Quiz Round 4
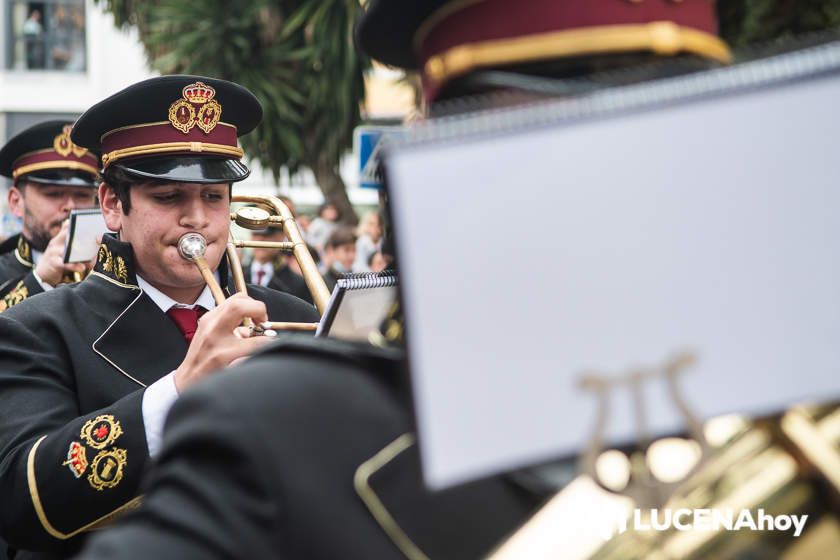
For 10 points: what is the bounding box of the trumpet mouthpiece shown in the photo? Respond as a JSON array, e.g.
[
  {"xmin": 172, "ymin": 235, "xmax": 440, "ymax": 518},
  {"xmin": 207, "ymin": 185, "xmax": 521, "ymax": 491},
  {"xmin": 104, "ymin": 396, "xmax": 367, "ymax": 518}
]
[{"xmin": 178, "ymin": 233, "xmax": 207, "ymax": 261}]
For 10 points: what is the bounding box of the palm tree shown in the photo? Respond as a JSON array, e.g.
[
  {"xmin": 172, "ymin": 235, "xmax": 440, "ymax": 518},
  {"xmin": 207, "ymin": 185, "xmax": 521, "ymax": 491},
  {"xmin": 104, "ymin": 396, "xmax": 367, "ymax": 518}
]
[
  {"xmin": 719, "ymin": 0, "xmax": 840, "ymax": 48},
  {"xmin": 97, "ymin": 0, "xmax": 369, "ymax": 225}
]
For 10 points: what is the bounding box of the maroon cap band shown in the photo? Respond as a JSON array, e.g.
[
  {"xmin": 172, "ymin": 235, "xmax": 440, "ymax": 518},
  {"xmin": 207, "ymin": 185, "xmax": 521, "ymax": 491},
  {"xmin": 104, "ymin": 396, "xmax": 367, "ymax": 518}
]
[
  {"xmin": 416, "ymin": 0, "xmax": 729, "ymax": 100},
  {"xmin": 100, "ymin": 121, "xmax": 242, "ymax": 168},
  {"xmin": 12, "ymin": 148, "xmax": 99, "ymax": 179}
]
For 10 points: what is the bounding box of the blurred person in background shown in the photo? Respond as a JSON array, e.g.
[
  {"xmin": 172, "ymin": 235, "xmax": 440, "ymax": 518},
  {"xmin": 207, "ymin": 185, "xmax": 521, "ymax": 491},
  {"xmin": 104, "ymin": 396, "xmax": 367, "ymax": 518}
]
[
  {"xmin": 0, "ymin": 121, "xmax": 98, "ymax": 311},
  {"xmin": 353, "ymin": 210, "xmax": 383, "ymax": 272},
  {"xmin": 368, "ymin": 250, "xmax": 392, "ymax": 273},
  {"xmin": 306, "ymin": 201, "xmax": 340, "ymax": 255},
  {"xmin": 22, "ymin": 9, "xmax": 44, "ymax": 69},
  {"xmin": 321, "ymin": 226, "xmax": 357, "ymax": 291},
  {"xmin": 295, "ymin": 212, "xmax": 312, "ymax": 236},
  {"xmin": 287, "ymin": 241, "xmax": 320, "ymax": 281},
  {"xmin": 277, "ymin": 194, "xmax": 296, "ymax": 218},
  {"xmin": 244, "ymin": 226, "xmax": 313, "ymax": 305}
]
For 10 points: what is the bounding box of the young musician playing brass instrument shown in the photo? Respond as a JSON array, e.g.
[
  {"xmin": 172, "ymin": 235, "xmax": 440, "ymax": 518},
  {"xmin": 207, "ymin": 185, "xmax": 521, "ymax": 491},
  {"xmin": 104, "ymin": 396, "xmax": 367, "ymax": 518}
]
[{"xmin": 0, "ymin": 76, "xmax": 317, "ymax": 559}]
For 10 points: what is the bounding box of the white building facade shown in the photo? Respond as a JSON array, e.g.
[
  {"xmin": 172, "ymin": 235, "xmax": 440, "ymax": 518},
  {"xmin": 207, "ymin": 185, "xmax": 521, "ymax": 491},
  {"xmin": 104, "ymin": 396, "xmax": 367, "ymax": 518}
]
[{"xmin": 1, "ymin": 0, "xmax": 399, "ymax": 238}]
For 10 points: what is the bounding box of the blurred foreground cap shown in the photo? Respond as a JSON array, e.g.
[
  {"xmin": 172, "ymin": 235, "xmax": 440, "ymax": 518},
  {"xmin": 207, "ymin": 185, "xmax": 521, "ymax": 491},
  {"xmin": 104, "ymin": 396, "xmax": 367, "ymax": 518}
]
[{"xmin": 357, "ymin": 0, "xmax": 731, "ymax": 100}]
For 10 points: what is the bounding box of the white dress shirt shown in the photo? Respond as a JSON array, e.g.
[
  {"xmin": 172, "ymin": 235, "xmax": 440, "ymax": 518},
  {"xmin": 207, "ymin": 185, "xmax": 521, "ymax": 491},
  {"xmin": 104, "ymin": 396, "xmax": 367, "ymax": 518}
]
[
  {"xmin": 250, "ymin": 260, "xmax": 274, "ymax": 286},
  {"xmin": 139, "ymin": 274, "xmax": 216, "ymax": 457},
  {"xmin": 29, "ymin": 249, "xmax": 55, "ymax": 292}
]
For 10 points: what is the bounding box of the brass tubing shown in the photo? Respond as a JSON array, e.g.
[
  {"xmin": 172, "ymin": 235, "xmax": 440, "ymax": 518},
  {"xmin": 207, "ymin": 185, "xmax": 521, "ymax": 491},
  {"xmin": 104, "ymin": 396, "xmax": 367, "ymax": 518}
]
[
  {"xmin": 193, "ymin": 255, "xmax": 226, "ymax": 305},
  {"xmin": 233, "ymin": 195, "xmax": 331, "ymax": 314},
  {"xmin": 232, "ymin": 240, "xmax": 296, "ymax": 251},
  {"xmin": 225, "ymin": 242, "xmax": 248, "ymax": 294},
  {"xmin": 225, "ymin": 242, "xmax": 255, "ymax": 329},
  {"xmin": 262, "ymin": 321, "xmax": 319, "ymax": 332}
]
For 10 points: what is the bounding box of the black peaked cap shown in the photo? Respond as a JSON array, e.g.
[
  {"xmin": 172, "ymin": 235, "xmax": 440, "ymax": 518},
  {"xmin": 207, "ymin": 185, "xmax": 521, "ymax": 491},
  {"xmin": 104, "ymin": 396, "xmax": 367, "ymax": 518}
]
[
  {"xmin": 355, "ymin": 0, "xmax": 449, "ymax": 69},
  {"xmin": 71, "ymin": 75, "xmax": 262, "ymax": 184},
  {"xmin": 0, "ymin": 120, "xmax": 99, "ymax": 186}
]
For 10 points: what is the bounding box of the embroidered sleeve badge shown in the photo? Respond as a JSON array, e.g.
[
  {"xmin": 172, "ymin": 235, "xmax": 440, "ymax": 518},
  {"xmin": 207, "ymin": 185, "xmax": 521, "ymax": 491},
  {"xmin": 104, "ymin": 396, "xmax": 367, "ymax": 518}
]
[
  {"xmin": 62, "ymin": 442, "xmax": 88, "ymax": 478},
  {"xmin": 88, "ymin": 448, "xmax": 127, "ymax": 491},
  {"xmin": 0, "ymin": 281, "xmax": 29, "ymax": 312},
  {"xmin": 81, "ymin": 414, "xmax": 123, "ymax": 450}
]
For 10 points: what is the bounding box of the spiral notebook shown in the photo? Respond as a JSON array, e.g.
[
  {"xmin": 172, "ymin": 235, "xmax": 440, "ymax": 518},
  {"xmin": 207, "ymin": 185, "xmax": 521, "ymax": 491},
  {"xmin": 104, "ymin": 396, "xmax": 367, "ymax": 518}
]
[{"xmin": 315, "ymin": 271, "xmax": 399, "ymax": 342}]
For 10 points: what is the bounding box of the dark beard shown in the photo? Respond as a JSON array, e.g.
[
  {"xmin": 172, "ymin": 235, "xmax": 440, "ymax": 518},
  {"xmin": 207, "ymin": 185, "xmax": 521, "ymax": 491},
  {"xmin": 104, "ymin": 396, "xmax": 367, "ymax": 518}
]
[{"xmin": 23, "ymin": 210, "xmax": 61, "ymax": 252}]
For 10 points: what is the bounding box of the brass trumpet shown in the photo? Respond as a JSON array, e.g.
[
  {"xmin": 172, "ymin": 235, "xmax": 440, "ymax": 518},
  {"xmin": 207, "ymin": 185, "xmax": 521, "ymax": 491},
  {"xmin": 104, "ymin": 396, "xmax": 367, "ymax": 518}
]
[{"xmin": 177, "ymin": 195, "xmax": 329, "ymax": 333}]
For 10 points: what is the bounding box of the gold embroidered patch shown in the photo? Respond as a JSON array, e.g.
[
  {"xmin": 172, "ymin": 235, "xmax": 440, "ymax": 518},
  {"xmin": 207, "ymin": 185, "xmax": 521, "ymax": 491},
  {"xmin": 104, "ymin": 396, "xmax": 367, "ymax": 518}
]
[
  {"xmin": 114, "ymin": 257, "xmax": 128, "ymax": 284},
  {"xmin": 167, "ymin": 82, "xmax": 221, "ymax": 134},
  {"xmin": 97, "ymin": 245, "xmax": 128, "ymax": 284},
  {"xmin": 97, "ymin": 244, "xmax": 112, "ymax": 271},
  {"xmin": 195, "ymin": 100, "xmax": 221, "ymax": 133},
  {"xmin": 17, "ymin": 236, "xmax": 31, "ymax": 262},
  {"xmin": 88, "ymin": 449, "xmax": 127, "ymax": 491},
  {"xmin": 81, "ymin": 415, "xmax": 123, "ymax": 450},
  {"xmin": 53, "ymin": 124, "xmax": 88, "ymax": 158},
  {"xmin": 62, "ymin": 442, "xmax": 88, "ymax": 478},
  {"xmin": 1, "ymin": 281, "xmax": 29, "ymax": 311},
  {"xmin": 168, "ymin": 100, "xmax": 197, "ymax": 134}
]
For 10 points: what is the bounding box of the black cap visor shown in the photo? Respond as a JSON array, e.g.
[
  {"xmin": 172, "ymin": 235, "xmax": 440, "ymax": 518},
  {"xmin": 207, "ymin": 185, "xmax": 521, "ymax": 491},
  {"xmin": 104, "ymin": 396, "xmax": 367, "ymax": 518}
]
[
  {"xmin": 20, "ymin": 168, "xmax": 99, "ymax": 188},
  {"xmin": 113, "ymin": 156, "xmax": 250, "ymax": 184}
]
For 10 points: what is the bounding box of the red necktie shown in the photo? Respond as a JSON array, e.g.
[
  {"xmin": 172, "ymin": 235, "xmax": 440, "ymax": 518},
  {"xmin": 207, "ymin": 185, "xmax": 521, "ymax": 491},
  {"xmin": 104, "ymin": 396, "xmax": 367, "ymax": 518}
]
[
  {"xmin": 255, "ymin": 269, "xmax": 265, "ymax": 286},
  {"xmin": 167, "ymin": 307, "xmax": 207, "ymax": 344}
]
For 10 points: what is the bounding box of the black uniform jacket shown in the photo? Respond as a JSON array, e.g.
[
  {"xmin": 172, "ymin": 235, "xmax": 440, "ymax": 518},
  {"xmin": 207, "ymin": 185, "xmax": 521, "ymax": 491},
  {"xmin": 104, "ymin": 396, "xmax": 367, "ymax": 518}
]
[
  {"xmin": 77, "ymin": 337, "xmax": 541, "ymax": 560},
  {"xmin": 0, "ymin": 235, "xmax": 319, "ymax": 559},
  {"xmin": 0, "ymin": 234, "xmax": 44, "ymax": 311},
  {"xmin": 242, "ymin": 259, "xmax": 313, "ymax": 305},
  {"xmin": 267, "ymin": 264, "xmax": 313, "ymax": 304}
]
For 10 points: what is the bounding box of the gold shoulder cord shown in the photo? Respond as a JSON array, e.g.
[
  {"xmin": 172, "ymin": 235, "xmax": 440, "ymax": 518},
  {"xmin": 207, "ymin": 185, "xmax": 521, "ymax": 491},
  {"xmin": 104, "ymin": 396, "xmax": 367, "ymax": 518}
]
[{"xmin": 354, "ymin": 433, "xmax": 429, "ymax": 560}]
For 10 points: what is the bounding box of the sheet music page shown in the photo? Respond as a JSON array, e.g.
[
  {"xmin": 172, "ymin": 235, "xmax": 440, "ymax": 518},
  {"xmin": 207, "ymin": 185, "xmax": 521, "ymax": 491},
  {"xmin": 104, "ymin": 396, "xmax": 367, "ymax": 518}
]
[
  {"xmin": 327, "ymin": 285, "xmax": 398, "ymax": 342},
  {"xmin": 387, "ymin": 63, "xmax": 840, "ymax": 489},
  {"xmin": 64, "ymin": 209, "xmax": 112, "ymax": 263}
]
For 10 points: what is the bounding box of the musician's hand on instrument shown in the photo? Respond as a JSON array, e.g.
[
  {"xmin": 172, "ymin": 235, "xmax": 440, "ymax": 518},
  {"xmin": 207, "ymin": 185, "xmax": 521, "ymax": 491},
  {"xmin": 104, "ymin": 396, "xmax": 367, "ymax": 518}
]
[
  {"xmin": 173, "ymin": 292, "xmax": 271, "ymax": 392},
  {"xmin": 34, "ymin": 221, "xmax": 86, "ymax": 286}
]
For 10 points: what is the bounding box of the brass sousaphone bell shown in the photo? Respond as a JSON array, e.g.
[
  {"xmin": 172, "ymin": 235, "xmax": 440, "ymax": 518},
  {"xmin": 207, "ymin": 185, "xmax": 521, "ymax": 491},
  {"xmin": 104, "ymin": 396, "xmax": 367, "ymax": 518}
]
[{"xmin": 491, "ymin": 353, "xmax": 840, "ymax": 559}]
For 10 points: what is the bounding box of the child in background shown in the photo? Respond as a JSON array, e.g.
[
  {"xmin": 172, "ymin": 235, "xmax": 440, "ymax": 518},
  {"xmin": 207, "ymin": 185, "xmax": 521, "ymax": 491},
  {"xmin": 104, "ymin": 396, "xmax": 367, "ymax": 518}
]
[{"xmin": 353, "ymin": 210, "xmax": 382, "ymax": 272}]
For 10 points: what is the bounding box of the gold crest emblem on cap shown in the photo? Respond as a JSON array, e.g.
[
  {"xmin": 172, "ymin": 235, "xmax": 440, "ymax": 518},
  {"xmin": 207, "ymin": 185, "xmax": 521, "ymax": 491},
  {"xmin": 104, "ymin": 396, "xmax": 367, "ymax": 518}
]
[
  {"xmin": 53, "ymin": 125, "xmax": 88, "ymax": 158},
  {"xmin": 168, "ymin": 81, "xmax": 222, "ymax": 134}
]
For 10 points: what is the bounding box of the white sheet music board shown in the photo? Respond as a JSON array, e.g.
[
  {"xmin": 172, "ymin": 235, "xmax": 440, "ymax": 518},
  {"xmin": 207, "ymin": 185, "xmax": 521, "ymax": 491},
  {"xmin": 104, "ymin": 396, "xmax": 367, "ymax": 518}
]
[
  {"xmin": 386, "ymin": 51, "xmax": 840, "ymax": 489},
  {"xmin": 64, "ymin": 209, "xmax": 111, "ymax": 263}
]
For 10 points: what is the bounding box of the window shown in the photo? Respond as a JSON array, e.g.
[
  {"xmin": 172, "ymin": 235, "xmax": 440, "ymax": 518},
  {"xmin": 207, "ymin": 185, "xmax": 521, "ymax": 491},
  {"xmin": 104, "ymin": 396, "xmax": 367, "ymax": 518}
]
[{"xmin": 6, "ymin": 0, "xmax": 87, "ymax": 71}]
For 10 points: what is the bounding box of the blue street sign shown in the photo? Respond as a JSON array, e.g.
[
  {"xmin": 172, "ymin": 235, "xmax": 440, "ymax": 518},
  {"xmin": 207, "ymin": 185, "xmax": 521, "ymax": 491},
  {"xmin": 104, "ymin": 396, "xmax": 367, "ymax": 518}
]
[{"xmin": 354, "ymin": 126, "xmax": 403, "ymax": 189}]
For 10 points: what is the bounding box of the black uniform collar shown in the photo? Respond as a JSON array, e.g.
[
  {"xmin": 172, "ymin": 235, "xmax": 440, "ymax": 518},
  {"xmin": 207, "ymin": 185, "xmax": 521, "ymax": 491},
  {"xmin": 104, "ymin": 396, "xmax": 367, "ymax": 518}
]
[
  {"xmin": 94, "ymin": 233, "xmax": 232, "ymax": 291},
  {"xmin": 94, "ymin": 234, "xmax": 138, "ymax": 285},
  {"xmin": 0, "ymin": 234, "xmax": 34, "ymax": 267},
  {"xmin": 16, "ymin": 235, "xmax": 33, "ymax": 267}
]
